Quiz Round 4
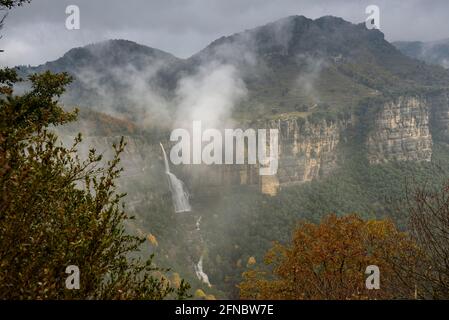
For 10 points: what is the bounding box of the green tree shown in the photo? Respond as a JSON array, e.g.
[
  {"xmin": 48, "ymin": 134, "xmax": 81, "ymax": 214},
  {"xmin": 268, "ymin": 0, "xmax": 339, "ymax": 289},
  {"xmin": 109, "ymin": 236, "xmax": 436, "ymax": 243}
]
[{"xmin": 0, "ymin": 69, "xmax": 190, "ymax": 299}]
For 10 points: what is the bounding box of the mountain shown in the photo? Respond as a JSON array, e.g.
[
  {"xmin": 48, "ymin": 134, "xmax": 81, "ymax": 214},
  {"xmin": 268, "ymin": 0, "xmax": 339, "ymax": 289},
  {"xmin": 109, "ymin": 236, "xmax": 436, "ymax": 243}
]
[
  {"xmin": 19, "ymin": 15, "xmax": 449, "ymax": 187},
  {"xmin": 17, "ymin": 39, "xmax": 180, "ymax": 112},
  {"xmin": 17, "ymin": 16, "xmax": 449, "ymax": 120},
  {"xmin": 394, "ymin": 39, "xmax": 449, "ymax": 68},
  {"xmin": 182, "ymin": 15, "xmax": 449, "ymax": 118},
  {"xmin": 16, "ymin": 15, "xmax": 449, "ymax": 298},
  {"xmin": 29, "ymin": 39, "xmax": 179, "ymax": 73}
]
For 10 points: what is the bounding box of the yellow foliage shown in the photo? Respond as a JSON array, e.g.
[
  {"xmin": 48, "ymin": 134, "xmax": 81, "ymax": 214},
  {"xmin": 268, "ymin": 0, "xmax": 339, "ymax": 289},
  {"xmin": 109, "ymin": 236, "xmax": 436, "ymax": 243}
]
[
  {"xmin": 147, "ymin": 233, "xmax": 158, "ymax": 247},
  {"xmin": 171, "ymin": 273, "xmax": 182, "ymax": 288},
  {"xmin": 239, "ymin": 214, "xmax": 419, "ymax": 300},
  {"xmin": 247, "ymin": 256, "xmax": 256, "ymax": 266},
  {"xmin": 195, "ymin": 289, "xmax": 206, "ymax": 298}
]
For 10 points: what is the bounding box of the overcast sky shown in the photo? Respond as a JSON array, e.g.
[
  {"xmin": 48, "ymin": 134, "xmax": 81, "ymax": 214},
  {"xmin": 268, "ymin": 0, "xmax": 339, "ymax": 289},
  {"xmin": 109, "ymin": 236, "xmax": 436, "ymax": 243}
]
[{"xmin": 1, "ymin": 0, "xmax": 448, "ymax": 67}]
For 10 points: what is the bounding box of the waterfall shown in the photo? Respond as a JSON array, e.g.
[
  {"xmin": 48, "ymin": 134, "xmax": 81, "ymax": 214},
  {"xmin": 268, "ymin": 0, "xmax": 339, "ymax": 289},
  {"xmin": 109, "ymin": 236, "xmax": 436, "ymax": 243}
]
[
  {"xmin": 160, "ymin": 143, "xmax": 210, "ymax": 286},
  {"xmin": 194, "ymin": 255, "xmax": 211, "ymax": 287},
  {"xmin": 194, "ymin": 216, "xmax": 211, "ymax": 287},
  {"xmin": 160, "ymin": 143, "xmax": 191, "ymax": 213}
]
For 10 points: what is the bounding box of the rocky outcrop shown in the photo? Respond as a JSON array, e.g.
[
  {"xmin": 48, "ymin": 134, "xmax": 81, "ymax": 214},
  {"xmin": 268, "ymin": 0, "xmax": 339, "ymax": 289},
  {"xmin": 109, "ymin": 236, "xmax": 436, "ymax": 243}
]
[
  {"xmin": 366, "ymin": 96, "xmax": 432, "ymax": 164},
  {"xmin": 265, "ymin": 117, "xmax": 344, "ymax": 184},
  {"xmin": 60, "ymin": 93, "xmax": 449, "ymax": 198},
  {"xmin": 259, "ymin": 175, "xmax": 280, "ymax": 196},
  {"xmin": 164, "ymin": 116, "xmax": 348, "ymax": 196}
]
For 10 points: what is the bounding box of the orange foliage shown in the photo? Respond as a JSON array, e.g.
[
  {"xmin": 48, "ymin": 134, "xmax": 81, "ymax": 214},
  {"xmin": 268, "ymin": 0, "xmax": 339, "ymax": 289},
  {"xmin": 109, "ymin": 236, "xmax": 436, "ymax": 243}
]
[{"xmin": 239, "ymin": 214, "xmax": 418, "ymax": 300}]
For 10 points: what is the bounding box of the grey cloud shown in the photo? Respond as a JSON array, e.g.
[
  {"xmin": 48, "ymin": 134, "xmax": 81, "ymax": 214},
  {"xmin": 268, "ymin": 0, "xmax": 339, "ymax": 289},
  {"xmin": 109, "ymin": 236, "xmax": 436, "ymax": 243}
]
[{"xmin": 1, "ymin": 0, "xmax": 449, "ymax": 66}]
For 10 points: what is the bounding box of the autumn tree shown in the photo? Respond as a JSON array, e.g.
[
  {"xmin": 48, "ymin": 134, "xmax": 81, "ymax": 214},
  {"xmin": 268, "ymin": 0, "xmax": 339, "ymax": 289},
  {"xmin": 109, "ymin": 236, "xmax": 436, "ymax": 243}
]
[
  {"xmin": 239, "ymin": 214, "xmax": 418, "ymax": 300},
  {"xmin": 0, "ymin": 69, "xmax": 190, "ymax": 299},
  {"xmin": 395, "ymin": 180, "xmax": 449, "ymax": 299}
]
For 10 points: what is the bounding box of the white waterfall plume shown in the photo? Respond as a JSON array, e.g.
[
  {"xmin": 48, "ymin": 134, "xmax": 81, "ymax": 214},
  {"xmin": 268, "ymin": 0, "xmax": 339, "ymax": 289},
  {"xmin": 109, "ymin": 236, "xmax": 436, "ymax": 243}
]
[
  {"xmin": 194, "ymin": 255, "xmax": 211, "ymax": 287},
  {"xmin": 160, "ymin": 143, "xmax": 191, "ymax": 213},
  {"xmin": 194, "ymin": 216, "xmax": 211, "ymax": 287}
]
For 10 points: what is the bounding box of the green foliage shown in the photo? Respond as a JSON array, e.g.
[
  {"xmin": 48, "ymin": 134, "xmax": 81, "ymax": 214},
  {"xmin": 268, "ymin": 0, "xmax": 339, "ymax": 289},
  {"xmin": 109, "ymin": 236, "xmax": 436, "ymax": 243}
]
[
  {"xmin": 191, "ymin": 140, "xmax": 449, "ymax": 298},
  {"xmin": 0, "ymin": 69, "xmax": 190, "ymax": 299},
  {"xmin": 0, "ymin": 67, "xmax": 21, "ymax": 94}
]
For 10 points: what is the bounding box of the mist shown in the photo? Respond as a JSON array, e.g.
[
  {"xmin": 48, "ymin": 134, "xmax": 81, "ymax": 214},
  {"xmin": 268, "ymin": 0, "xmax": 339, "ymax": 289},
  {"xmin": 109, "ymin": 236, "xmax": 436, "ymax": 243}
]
[
  {"xmin": 4, "ymin": 0, "xmax": 449, "ymax": 67},
  {"xmin": 174, "ymin": 62, "xmax": 247, "ymax": 130}
]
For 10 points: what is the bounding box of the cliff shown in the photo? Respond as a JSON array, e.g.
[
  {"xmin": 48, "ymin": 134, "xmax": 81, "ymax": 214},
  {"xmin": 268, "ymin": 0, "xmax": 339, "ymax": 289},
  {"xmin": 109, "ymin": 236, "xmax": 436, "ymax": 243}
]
[
  {"xmin": 58, "ymin": 91, "xmax": 449, "ymax": 198},
  {"xmin": 266, "ymin": 117, "xmax": 344, "ymax": 184},
  {"xmin": 366, "ymin": 96, "xmax": 433, "ymax": 164},
  {"xmin": 181, "ymin": 116, "xmax": 347, "ymax": 196}
]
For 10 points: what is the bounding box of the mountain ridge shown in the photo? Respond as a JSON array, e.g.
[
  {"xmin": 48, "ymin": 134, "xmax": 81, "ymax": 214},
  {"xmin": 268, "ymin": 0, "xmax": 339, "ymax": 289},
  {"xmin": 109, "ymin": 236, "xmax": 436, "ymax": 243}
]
[
  {"xmin": 21, "ymin": 16, "xmax": 449, "ymax": 299},
  {"xmin": 15, "ymin": 15, "xmax": 449, "ymax": 121},
  {"xmin": 394, "ymin": 39, "xmax": 449, "ymax": 69}
]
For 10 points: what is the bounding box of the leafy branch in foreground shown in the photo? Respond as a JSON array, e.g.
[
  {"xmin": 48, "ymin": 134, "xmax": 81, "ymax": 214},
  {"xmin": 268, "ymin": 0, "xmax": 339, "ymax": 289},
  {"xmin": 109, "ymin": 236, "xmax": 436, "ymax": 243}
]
[{"xmin": 0, "ymin": 69, "xmax": 190, "ymax": 299}]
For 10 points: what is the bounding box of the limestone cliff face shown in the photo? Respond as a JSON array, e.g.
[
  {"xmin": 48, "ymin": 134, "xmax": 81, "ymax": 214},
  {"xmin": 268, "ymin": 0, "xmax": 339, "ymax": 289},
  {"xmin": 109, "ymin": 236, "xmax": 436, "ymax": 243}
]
[
  {"xmin": 59, "ymin": 93, "xmax": 449, "ymax": 198},
  {"xmin": 265, "ymin": 117, "xmax": 344, "ymax": 185},
  {"xmin": 366, "ymin": 96, "xmax": 433, "ymax": 164},
  {"xmin": 160, "ymin": 117, "xmax": 347, "ymax": 196},
  {"xmin": 65, "ymin": 117, "xmax": 346, "ymax": 196}
]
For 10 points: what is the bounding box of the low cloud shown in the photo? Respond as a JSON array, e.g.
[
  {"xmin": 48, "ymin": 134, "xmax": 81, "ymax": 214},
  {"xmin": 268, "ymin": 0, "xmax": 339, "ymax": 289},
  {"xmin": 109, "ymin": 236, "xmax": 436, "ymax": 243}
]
[
  {"xmin": 295, "ymin": 54, "xmax": 328, "ymax": 103},
  {"xmin": 175, "ymin": 62, "xmax": 247, "ymax": 130},
  {"xmin": 3, "ymin": 0, "xmax": 449, "ymax": 67}
]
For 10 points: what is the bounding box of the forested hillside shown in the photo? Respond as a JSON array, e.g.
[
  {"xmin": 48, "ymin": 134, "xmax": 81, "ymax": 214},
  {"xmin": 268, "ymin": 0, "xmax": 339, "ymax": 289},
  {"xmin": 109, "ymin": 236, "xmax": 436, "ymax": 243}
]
[{"xmin": 5, "ymin": 11, "xmax": 449, "ymax": 299}]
